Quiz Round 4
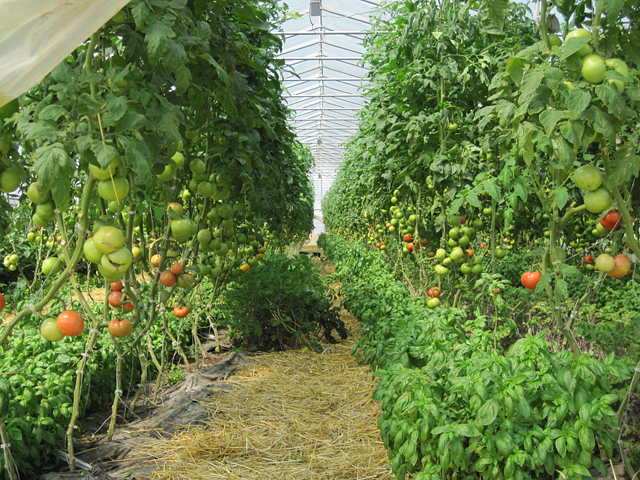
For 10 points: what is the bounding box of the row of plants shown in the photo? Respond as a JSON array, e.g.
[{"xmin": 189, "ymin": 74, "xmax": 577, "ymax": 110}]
[
  {"xmin": 322, "ymin": 0, "xmax": 640, "ymax": 349},
  {"xmin": 0, "ymin": 0, "xmax": 315, "ymax": 477},
  {"xmin": 319, "ymin": 233, "xmax": 638, "ymax": 480},
  {"xmin": 321, "ymin": 1, "xmax": 640, "ymax": 475}
]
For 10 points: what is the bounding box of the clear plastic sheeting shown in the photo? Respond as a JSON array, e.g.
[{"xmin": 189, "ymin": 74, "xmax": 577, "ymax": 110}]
[
  {"xmin": 278, "ymin": 0, "xmax": 386, "ymax": 216},
  {"xmin": 0, "ymin": 0, "xmax": 130, "ymax": 108}
]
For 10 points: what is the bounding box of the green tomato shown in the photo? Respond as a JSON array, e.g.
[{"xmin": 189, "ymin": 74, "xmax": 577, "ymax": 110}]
[
  {"xmin": 427, "ymin": 298, "xmax": 441, "ymax": 308},
  {"xmin": 573, "ymin": 165, "xmax": 602, "ymax": 191},
  {"xmin": 0, "ymin": 168, "xmax": 21, "ymax": 193},
  {"xmin": 189, "ymin": 158, "xmax": 206, "ymax": 175},
  {"xmin": 584, "ymin": 187, "xmax": 612, "ymax": 213},
  {"xmin": 581, "ymin": 54, "xmax": 606, "ymax": 84},
  {"xmin": 32, "ymin": 213, "xmax": 49, "ymax": 228},
  {"xmin": 449, "ymin": 247, "xmax": 464, "ymax": 262},
  {"xmin": 93, "ymin": 226, "xmax": 125, "ymax": 255},
  {"xmin": 435, "ymin": 248, "xmax": 447, "ymax": 260},
  {"xmin": 172, "ymin": 151, "xmax": 185, "ymax": 168},
  {"xmin": 157, "ymin": 164, "xmax": 175, "ymax": 182},
  {"xmin": 435, "ymin": 265, "xmax": 449, "ymax": 276},
  {"xmin": 97, "ymin": 177, "xmax": 130, "ymax": 202},
  {"xmin": 36, "ymin": 201, "xmax": 55, "ymax": 221},
  {"xmin": 90, "ymin": 156, "xmax": 121, "ymax": 180},
  {"xmin": 42, "ymin": 257, "xmax": 62, "ymax": 276},
  {"xmin": 549, "ymin": 34, "xmax": 562, "ymax": 47},
  {"xmin": 26, "ymin": 182, "xmax": 50, "ymax": 203},
  {"xmin": 41, "ymin": 318, "xmax": 64, "ymax": 342}
]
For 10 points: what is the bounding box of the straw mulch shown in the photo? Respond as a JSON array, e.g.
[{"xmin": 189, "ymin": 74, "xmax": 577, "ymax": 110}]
[{"xmin": 144, "ymin": 319, "xmax": 392, "ymax": 479}]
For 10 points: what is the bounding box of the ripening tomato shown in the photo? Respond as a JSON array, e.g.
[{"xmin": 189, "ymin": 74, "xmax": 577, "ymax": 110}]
[
  {"xmin": 407, "ymin": 242, "xmax": 414, "ymax": 252},
  {"xmin": 460, "ymin": 215, "xmax": 467, "ymax": 224},
  {"xmin": 584, "ymin": 255, "xmax": 594, "ymax": 265},
  {"xmin": 108, "ymin": 318, "xmax": 133, "ymax": 338},
  {"xmin": 466, "ymin": 249, "xmax": 473, "ymax": 258},
  {"xmin": 385, "ymin": 222, "xmax": 391, "ymax": 228},
  {"xmin": 421, "ymin": 238, "xmax": 428, "ymax": 247},
  {"xmin": 0, "ymin": 293, "xmax": 4, "ymax": 313},
  {"xmin": 428, "ymin": 287, "xmax": 441, "ymax": 298},
  {"xmin": 108, "ymin": 291, "xmax": 123, "ymax": 308},
  {"xmin": 159, "ymin": 270, "xmax": 177, "ymax": 287},
  {"xmin": 173, "ymin": 306, "xmax": 189, "ymax": 318},
  {"xmin": 123, "ymin": 299, "xmax": 134, "ymax": 312},
  {"xmin": 600, "ymin": 210, "xmax": 621, "ymax": 231},
  {"xmin": 110, "ymin": 280, "xmax": 123, "ymax": 292},
  {"xmin": 403, "ymin": 233, "xmax": 412, "ymax": 242},
  {"xmin": 56, "ymin": 311, "xmax": 84, "ymax": 336},
  {"xmin": 171, "ymin": 262, "xmax": 184, "ymax": 274},
  {"xmin": 607, "ymin": 254, "xmax": 631, "ymax": 278},
  {"xmin": 521, "ymin": 271, "xmax": 541, "ymax": 290},
  {"xmin": 376, "ymin": 242, "xmax": 381, "ymax": 248},
  {"xmin": 150, "ymin": 254, "xmax": 162, "ymax": 268}
]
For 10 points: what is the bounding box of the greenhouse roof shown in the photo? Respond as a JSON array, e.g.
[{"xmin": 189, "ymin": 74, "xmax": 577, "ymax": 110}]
[{"xmin": 278, "ymin": 0, "xmax": 386, "ymax": 213}]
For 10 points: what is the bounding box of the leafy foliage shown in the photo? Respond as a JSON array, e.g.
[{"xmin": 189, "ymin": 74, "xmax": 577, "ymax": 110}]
[
  {"xmin": 320, "ymin": 233, "xmax": 630, "ymax": 480},
  {"xmin": 219, "ymin": 253, "xmax": 347, "ymax": 352}
]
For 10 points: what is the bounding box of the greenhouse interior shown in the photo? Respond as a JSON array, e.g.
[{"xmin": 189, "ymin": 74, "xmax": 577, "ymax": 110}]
[{"xmin": 0, "ymin": 0, "xmax": 639, "ymax": 479}]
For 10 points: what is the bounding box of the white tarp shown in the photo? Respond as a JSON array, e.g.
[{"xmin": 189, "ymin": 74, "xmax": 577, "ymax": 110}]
[{"xmin": 0, "ymin": 0, "xmax": 130, "ymax": 109}]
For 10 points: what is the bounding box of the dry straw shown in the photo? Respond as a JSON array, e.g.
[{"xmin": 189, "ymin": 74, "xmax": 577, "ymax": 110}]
[{"xmin": 143, "ymin": 311, "xmax": 393, "ymax": 479}]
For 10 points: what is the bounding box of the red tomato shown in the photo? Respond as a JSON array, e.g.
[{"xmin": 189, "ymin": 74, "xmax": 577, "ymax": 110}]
[
  {"xmin": 403, "ymin": 233, "xmax": 413, "ymax": 242},
  {"xmin": 584, "ymin": 255, "xmax": 594, "ymax": 265},
  {"xmin": 108, "ymin": 291, "xmax": 123, "ymax": 308},
  {"xmin": 173, "ymin": 306, "xmax": 189, "ymax": 318},
  {"xmin": 481, "ymin": 242, "xmax": 487, "ymax": 249},
  {"xmin": 407, "ymin": 242, "xmax": 414, "ymax": 252},
  {"xmin": 421, "ymin": 239, "xmax": 428, "ymax": 247},
  {"xmin": 521, "ymin": 271, "xmax": 541, "ymax": 290},
  {"xmin": 428, "ymin": 287, "xmax": 441, "ymax": 298},
  {"xmin": 600, "ymin": 210, "xmax": 621, "ymax": 231},
  {"xmin": 56, "ymin": 311, "xmax": 84, "ymax": 336},
  {"xmin": 159, "ymin": 270, "xmax": 177, "ymax": 287},
  {"xmin": 110, "ymin": 280, "xmax": 123, "ymax": 292},
  {"xmin": 385, "ymin": 222, "xmax": 391, "ymax": 228},
  {"xmin": 460, "ymin": 215, "xmax": 467, "ymax": 224},
  {"xmin": 108, "ymin": 318, "xmax": 133, "ymax": 338},
  {"xmin": 0, "ymin": 293, "xmax": 4, "ymax": 313},
  {"xmin": 376, "ymin": 242, "xmax": 381, "ymax": 248}
]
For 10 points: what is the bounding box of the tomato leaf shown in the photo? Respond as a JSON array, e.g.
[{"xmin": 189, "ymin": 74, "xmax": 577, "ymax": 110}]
[
  {"xmin": 553, "ymin": 186, "xmax": 569, "ymax": 210},
  {"xmin": 486, "ymin": 0, "xmax": 508, "ymax": 31},
  {"xmin": 539, "ymin": 110, "xmax": 565, "ymax": 135},
  {"xmin": 559, "ymin": 264, "xmax": 580, "ymax": 277},
  {"xmin": 534, "ymin": 272, "xmax": 552, "ymax": 293},
  {"xmin": 33, "ymin": 143, "xmax": 74, "ymax": 210},
  {"xmin": 551, "ymin": 136, "xmax": 575, "ymax": 169},
  {"xmin": 556, "ymin": 278, "xmax": 568, "ymax": 296},
  {"xmin": 92, "ymin": 143, "xmax": 119, "ymax": 168},
  {"xmin": 567, "ymin": 89, "xmax": 591, "ymax": 113},
  {"xmin": 119, "ymin": 136, "xmax": 153, "ymax": 187},
  {"xmin": 595, "ymin": 83, "xmax": 627, "ymax": 121},
  {"xmin": 607, "ymin": 145, "xmax": 640, "ymax": 188},
  {"xmin": 143, "ymin": 16, "xmax": 176, "ymax": 63},
  {"xmin": 77, "ymin": 93, "xmax": 103, "ymax": 115},
  {"xmin": 506, "ymin": 57, "xmax": 526, "ymax": 85},
  {"xmin": 106, "ymin": 94, "xmax": 127, "ymax": 121},
  {"xmin": 563, "ymin": 37, "xmax": 590, "ymax": 58},
  {"xmin": 559, "ymin": 120, "xmax": 585, "ymax": 146},
  {"xmin": 519, "ymin": 69, "xmax": 544, "ymax": 102},
  {"xmin": 483, "ymin": 180, "xmax": 501, "ymax": 202},
  {"xmin": 585, "ymin": 105, "xmax": 616, "ymax": 142}
]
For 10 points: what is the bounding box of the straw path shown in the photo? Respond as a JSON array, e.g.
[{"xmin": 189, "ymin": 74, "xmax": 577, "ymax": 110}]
[
  {"xmin": 143, "ymin": 255, "xmax": 393, "ymax": 479},
  {"xmin": 145, "ymin": 346, "xmax": 392, "ymax": 479}
]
